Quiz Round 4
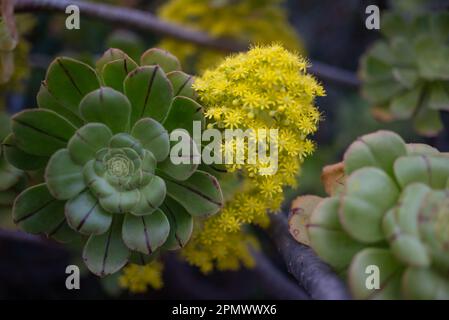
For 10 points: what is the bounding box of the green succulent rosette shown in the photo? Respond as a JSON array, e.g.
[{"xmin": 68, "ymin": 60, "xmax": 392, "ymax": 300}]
[
  {"xmin": 6, "ymin": 48, "xmax": 223, "ymax": 276},
  {"xmin": 360, "ymin": 11, "xmax": 449, "ymax": 136},
  {"xmin": 307, "ymin": 130, "xmax": 449, "ymax": 299}
]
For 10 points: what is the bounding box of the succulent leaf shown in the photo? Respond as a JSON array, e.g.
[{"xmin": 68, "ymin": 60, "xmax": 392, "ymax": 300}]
[
  {"xmin": 166, "ymin": 71, "xmax": 196, "ymax": 99},
  {"xmin": 161, "ymin": 197, "xmax": 193, "ymax": 250},
  {"xmin": 140, "ymin": 48, "xmax": 181, "ymax": 73},
  {"xmin": 163, "ymin": 96, "xmax": 204, "ymax": 136},
  {"xmin": 101, "ymin": 58, "xmax": 138, "ymax": 92}
]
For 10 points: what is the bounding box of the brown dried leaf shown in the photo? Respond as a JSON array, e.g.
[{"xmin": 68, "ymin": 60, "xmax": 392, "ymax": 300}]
[
  {"xmin": 288, "ymin": 195, "xmax": 323, "ymax": 246},
  {"xmin": 321, "ymin": 162, "xmax": 346, "ymax": 196}
]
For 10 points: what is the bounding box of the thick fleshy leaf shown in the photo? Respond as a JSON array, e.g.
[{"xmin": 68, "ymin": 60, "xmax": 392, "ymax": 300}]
[
  {"xmin": 50, "ymin": 221, "xmax": 80, "ymax": 243},
  {"xmin": 83, "ymin": 216, "xmax": 130, "ymax": 277},
  {"xmin": 321, "ymin": 162, "xmax": 346, "ymax": 196},
  {"xmin": 167, "ymin": 71, "xmax": 196, "ymax": 99},
  {"xmin": 101, "ymin": 58, "xmax": 138, "ymax": 92},
  {"xmin": 415, "ymin": 35, "xmax": 449, "ymax": 80},
  {"xmin": 37, "ymin": 82, "xmax": 84, "ymax": 127},
  {"xmin": 362, "ymin": 80, "xmax": 403, "ymax": 104},
  {"xmin": 96, "ymin": 48, "xmax": 128, "ymax": 73},
  {"xmin": 2, "ymin": 133, "xmax": 49, "ymax": 170},
  {"xmin": 389, "ymin": 87, "xmax": 421, "ymax": 119},
  {"xmin": 163, "ymin": 96, "xmax": 204, "ymax": 136},
  {"xmin": 428, "ymin": 83, "xmax": 449, "ymax": 111},
  {"xmin": 0, "ymin": 156, "xmax": 24, "ymax": 191},
  {"xmin": 413, "ymin": 105, "xmax": 443, "ymax": 137},
  {"xmin": 158, "ymin": 130, "xmax": 199, "ymax": 181},
  {"xmin": 382, "ymin": 184, "xmax": 431, "ymax": 267},
  {"xmin": 164, "ymin": 170, "xmax": 223, "ymax": 217},
  {"xmin": 343, "ymin": 130, "xmax": 407, "ymax": 177},
  {"xmin": 79, "ymin": 87, "xmax": 131, "ymax": 134},
  {"xmin": 131, "ymin": 118, "xmax": 169, "ymax": 162},
  {"xmin": 122, "ymin": 209, "xmax": 170, "ymax": 254},
  {"xmin": 349, "ymin": 248, "xmax": 404, "ymax": 300},
  {"xmin": 394, "ymin": 155, "xmax": 449, "ymax": 189},
  {"xmin": 130, "ymin": 176, "xmax": 166, "ymax": 215},
  {"xmin": 13, "ymin": 183, "xmax": 66, "ymax": 235},
  {"xmin": 68, "ymin": 123, "xmax": 112, "ymax": 165},
  {"xmin": 402, "ymin": 267, "xmax": 449, "ymax": 300},
  {"xmin": 12, "ymin": 109, "xmax": 77, "ymax": 157},
  {"xmin": 362, "ymin": 55, "xmax": 392, "ymax": 82},
  {"xmin": 289, "ymin": 195, "xmax": 323, "ymax": 246},
  {"xmin": 45, "ymin": 149, "xmax": 85, "ymax": 200},
  {"xmin": 65, "ymin": 189, "xmax": 112, "ymax": 235},
  {"xmin": 308, "ymin": 197, "xmax": 365, "ymax": 271},
  {"xmin": 340, "ymin": 168, "xmax": 399, "ymax": 243},
  {"xmin": 406, "ymin": 143, "xmax": 439, "ymax": 156},
  {"xmin": 83, "ymin": 160, "xmax": 116, "ymax": 198},
  {"xmin": 45, "ymin": 57, "xmax": 100, "ymax": 113},
  {"xmin": 140, "ymin": 48, "xmax": 181, "ymax": 73},
  {"xmin": 124, "ymin": 66, "xmax": 173, "ymax": 124},
  {"xmin": 391, "ymin": 68, "xmax": 418, "ymax": 89},
  {"xmin": 99, "ymin": 188, "xmax": 141, "ymax": 214},
  {"xmin": 161, "ymin": 197, "xmax": 193, "ymax": 250}
]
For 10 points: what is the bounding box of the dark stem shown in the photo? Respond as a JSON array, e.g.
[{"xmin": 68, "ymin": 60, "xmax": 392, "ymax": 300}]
[{"xmin": 269, "ymin": 213, "xmax": 352, "ymax": 300}]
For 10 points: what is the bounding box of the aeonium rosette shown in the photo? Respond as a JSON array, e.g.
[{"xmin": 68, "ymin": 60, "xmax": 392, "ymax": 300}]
[{"xmin": 3, "ymin": 48, "xmax": 223, "ymax": 276}]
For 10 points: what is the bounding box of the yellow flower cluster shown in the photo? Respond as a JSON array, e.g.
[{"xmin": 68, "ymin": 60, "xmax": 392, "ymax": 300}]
[
  {"xmin": 119, "ymin": 261, "xmax": 164, "ymax": 293},
  {"xmin": 157, "ymin": 0, "xmax": 304, "ymax": 72},
  {"xmin": 182, "ymin": 44, "xmax": 324, "ymax": 272}
]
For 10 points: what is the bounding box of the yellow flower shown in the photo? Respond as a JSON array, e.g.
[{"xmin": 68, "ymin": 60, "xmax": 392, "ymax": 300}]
[
  {"xmin": 183, "ymin": 45, "xmax": 324, "ymax": 272},
  {"xmin": 119, "ymin": 261, "xmax": 164, "ymax": 293}
]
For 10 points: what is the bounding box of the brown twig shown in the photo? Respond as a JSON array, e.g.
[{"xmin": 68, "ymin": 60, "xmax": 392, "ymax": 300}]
[
  {"xmin": 269, "ymin": 213, "xmax": 351, "ymax": 300},
  {"xmin": 16, "ymin": 0, "xmax": 360, "ymax": 87}
]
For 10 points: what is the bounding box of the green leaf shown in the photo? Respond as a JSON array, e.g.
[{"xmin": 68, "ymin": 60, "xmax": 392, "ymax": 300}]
[
  {"xmin": 343, "ymin": 130, "xmax": 407, "ymax": 177},
  {"xmin": 361, "ymin": 55, "xmax": 392, "ymax": 82},
  {"xmin": 394, "ymin": 155, "xmax": 449, "ymax": 190},
  {"xmin": 381, "ymin": 12, "xmax": 408, "ymax": 39},
  {"xmin": 167, "ymin": 71, "xmax": 196, "ymax": 99},
  {"xmin": 163, "ymin": 97, "xmax": 204, "ymax": 136},
  {"xmin": 406, "ymin": 143, "xmax": 439, "ymax": 156},
  {"xmin": 65, "ymin": 189, "xmax": 112, "ymax": 235},
  {"xmin": 428, "ymin": 83, "xmax": 449, "ymax": 111},
  {"xmin": 415, "ymin": 35, "xmax": 449, "ymax": 80},
  {"xmin": 362, "ymin": 80, "xmax": 404, "ymax": 104},
  {"xmin": 45, "ymin": 149, "xmax": 85, "ymax": 200},
  {"xmin": 12, "ymin": 109, "xmax": 77, "ymax": 157},
  {"xmin": 130, "ymin": 175, "xmax": 166, "ymax": 215},
  {"xmin": 340, "ymin": 168, "xmax": 399, "ymax": 243},
  {"xmin": 122, "ymin": 209, "xmax": 170, "ymax": 254},
  {"xmin": 68, "ymin": 123, "xmax": 112, "ymax": 165},
  {"xmin": 82, "ymin": 216, "xmax": 130, "ymax": 277},
  {"xmin": 79, "ymin": 87, "xmax": 131, "ymax": 134},
  {"xmin": 45, "ymin": 57, "xmax": 100, "ymax": 113},
  {"xmin": 96, "ymin": 48, "xmax": 128, "ymax": 73},
  {"xmin": 140, "ymin": 48, "xmax": 181, "ymax": 73},
  {"xmin": 349, "ymin": 248, "xmax": 404, "ymax": 300},
  {"xmin": 37, "ymin": 82, "xmax": 84, "ymax": 127},
  {"xmin": 0, "ymin": 156, "xmax": 23, "ymax": 191},
  {"xmin": 413, "ymin": 105, "xmax": 443, "ymax": 137},
  {"xmin": 101, "ymin": 58, "xmax": 138, "ymax": 92},
  {"xmin": 124, "ymin": 66, "xmax": 173, "ymax": 124},
  {"xmin": 131, "ymin": 118, "xmax": 169, "ymax": 162},
  {"xmin": 308, "ymin": 197, "xmax": 365, "ymax": 271},
  {"xmin": 2, "ymin": 133, "xmax": 49, "ymax": 171},
  {"xmin": 164, "ymin": 170, "xmax": 223, "ymax": 217},
  {"xmin": 99, "ymin": 188, "xmax": 141, "ymax": 214},
  {"xmin": 158, "ymin": 130, "xmax": 199, "ymax": 181},
  {"xmin": 161, "ymin": 197, "xmax": 193, "ymax": 250},
  {"xmin": 13, "ymin": 183, "xmax": 66, "ymax": 236},
  {"xmin": 389, "ymin": 86, "xmax": 421, "ymax": 119},
  {"xmin": 402, "ymin": 267, "xmax": 449, "ymax": 300},
  {"xmin": 391, "ymin": 68, "xmax": 419, "ymax": 89}
]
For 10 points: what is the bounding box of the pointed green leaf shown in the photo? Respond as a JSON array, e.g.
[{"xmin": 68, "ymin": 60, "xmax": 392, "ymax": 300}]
[
  {"xmin": 340, "ymin": 168, "xmax": 399, "ymax": 243},
  {"xmin": 161, "ymin": 197, "xmax": 193, "ymax": 250},
  {"xmin": 164, "ymin": 170, "xmax": 223, "ymax": 217},
  {"xmin": 2, "ymin": 133, "xmax": 49, "ymax": 171},
  {"xmin": 140, "ymin": 48, "xmax": 181, "ymax": 73},
  {"xmin": 68, "ymin": 123, "xmax": 112, "ymax": 165},
  {"xmin": 167, "ymin": 71, "xmax": 196, "ymax": 99},
  {"xmin": 349, "ymin": 248, "xmax": 404, "ymax": 300},
  {"xmin": 13, "ymin": 183, "xmax": 66, "ymax": 235},
  {"xmin": 45, "ymin": 149, "xmax": 85, "ymax": 200},
  {"xmin": 122, "ymin": 209, "xmax": 170, "ymax": 254},
  {"xmin": 83, "ymin": 216, "xmax": 130, "ymax": 277},
  {"xmin": 65, "ymin": 189, "xmax": 112, "ymax": 235},
  {"xmin": 45, "ymin": 57, "xmax": 100, "ymax": 113},
  {"xmin": 12, "ymin": 109, "xmax": 77, "ymax": 157},
  {"xmin": 131, "ymin": 118, "xmax": 169, "ymax": 162},
  {"xmin": 79, "ymin": 87, "xmax": 131, "ymax": 134},
  {"xmin": 37, "ymin": 82, "xmax": 84, "ymax": 127},
  {"xmin": 163, "ymin": 96, "xmax": 204, "ymax": 136},
  {"xmin": 101, "ymin": 57, "xmax": 138, "ymax": 92},
  {"xmin": 124, "ymin": 66, "xmax": 173, "ymax": 124}
]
